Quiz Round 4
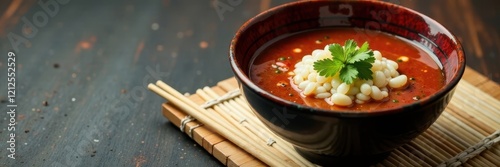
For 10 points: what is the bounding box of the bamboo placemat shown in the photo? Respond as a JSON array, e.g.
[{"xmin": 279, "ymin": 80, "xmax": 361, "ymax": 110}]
[{"xmin": 161, "ymin": 67, "xmax": 500, "ymax": 166}]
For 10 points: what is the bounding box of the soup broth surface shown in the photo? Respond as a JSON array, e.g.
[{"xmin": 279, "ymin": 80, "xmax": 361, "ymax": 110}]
[{"xmin": 250, "ymin": 28, "xmax": 445, "ymax": 111}]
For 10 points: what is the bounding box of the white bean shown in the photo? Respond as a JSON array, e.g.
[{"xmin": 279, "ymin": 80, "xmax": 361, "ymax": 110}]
[
  {"xmin": 355, "ymin": 99, "xmax": 365, "ymax": 104},
  {"xmin": 387, "ymin": 60, "xmax": 399, "ymax": 69},
  {"xmin": 323, "ymin": 83, "xmax": 332, "ymax": 90},
  {"xmin": 347, "ymin": 87, "xmax": 359, "ymax": 95},
  {"xmin": 366, "ymin": 80, "xmax": 374, "ymax": 86},
  {"xmin": 317, "ymin": 51, "xmax": 331, "ymax": 60},
  {"xmin": 387, "ymin": 65, "xmax": 398, "ymax": 77},
  {"xmin": 316, "ymin": 75, "xmax": 327, "ymax": 83},
  {"xmin": 299, "ymin": 71, "xmax": 310, "ymax": 78},
  {"xmin": 302, "ymin": 55, "xmax": 312, "ymax": 62},
  {"xmin": 389, "ymin": 75, "xmax": 408, "ymax": 88},
  {"xmin": 383, "ymin": 69, "xmax": 391, "ymax": 78},
  {"xmin": 304, "ymin": 82, "xmax": 317, "ymax": 95},
  {"xmin": 315, "ymin": 92, "xmax": 332, "ymax": 99},
  {"xmin": 312, "ymin": 50, "xmax": 323, "ymax": 57},
  {"xmin": 391, "ymin": 70, "xmax": 400, "ymax": 78},
  {"xmin": 293, "ymin": 75, "xmax": 304, "ymax": 84},
  {"xmin": 372, "ymin": 60, "xmax": 382, "ymax": 71},
  {"xmin": 373, "ymin": 51, "xmax": 382, "ymax": 60},
  {"xmin": 356, "ymin": 93, "xmax": 371, "ymax": 101},
  {"xmin": 330, "ymin": 89, "xmax": 337, "ymax": 94},
  {"xmin": 381, "ymin": 91, "xmax": 389, "ymax": 97},
  {"xmin": 298, "ymin": 81, "xmax": 310, "ymax": 90},
  {"xmin": 315, "ymin": 86, "xmax": 326, "ymax": 94},
  {"xmin": 330, "ymin": 93, "xmax": 352, "ymax": 106},
  {"xmin": 331, "ymin": 77, "xmax": 342, "ymax": 89},
  {"xmin": 373, "ymin": 71, "xmax": 387, "ymax": 88},
  {"xmin": 308, "ymin": 67, "xmax": 315, "ymax": 73},
  {"xmin": 294, "ymin": 62, "xmax": 304, "ymax": 68},
  {"xmin": 304, "ymin": 59, "xmax": 314, "ymax": 64},
  {"xmin": 360, "ymin": 83, "xmax": 372, "ymax": 95},
  {"xmin": 293, "ymin": 69, "xmax": 302, "ymax": 75},
  {"xmin": 337, "ymin": 83, "xmax": 350, "ymax": 94},
  {"xmin": 307, "ymin": 73, "xmax": 317, "ymax": 82},
  {"xmin": 381, "ymin": 60, "xmax": 387, "ymax": 68},
  {"xmin": 370, "ymin": 86, "xmax": 384, "ymax": 100}
]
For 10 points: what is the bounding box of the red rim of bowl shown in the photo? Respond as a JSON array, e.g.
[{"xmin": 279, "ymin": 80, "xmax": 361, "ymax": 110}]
[{"xmin": 230, "ymin": 0, "xmax": 466, "ymax": 117}]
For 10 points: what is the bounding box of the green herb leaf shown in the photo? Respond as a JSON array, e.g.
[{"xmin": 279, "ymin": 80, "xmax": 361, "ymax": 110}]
[
  {"xmin": 313, "ymin": 59, "xmax": 343, "ymax": 77},
  {"xmin": 313, "ymin": 39, "xmax": 375, "ymax": 84},
  {"xmin": 358, "ymin": 41, "xmax": 369, "ymax": 53},
  {"xmin": 328, "ymin": 44, "xmax": 345, "ymax": 62},
  {"xmin": 348, "ymin": 42, "xmax": 373, "ymax": 64},
  {"xmin": 343, "ymin": 40, "xmax": 356, "ymax": 57},
  {"xmin": 339, "ymin": 64, "xmax": 358, "ymax": 84},
  {"xmin": 354, "ymin": 61, "xmax": 374, "ymax": 80},
  {"xmin": 348, "ymin": 52, "xmax": 370, "ymax": 63}
]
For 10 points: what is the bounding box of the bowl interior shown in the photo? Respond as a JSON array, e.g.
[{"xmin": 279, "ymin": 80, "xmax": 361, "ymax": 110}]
[{"xmin": 230, "ymin": 0, "xmax": 465, "ymax": 115}]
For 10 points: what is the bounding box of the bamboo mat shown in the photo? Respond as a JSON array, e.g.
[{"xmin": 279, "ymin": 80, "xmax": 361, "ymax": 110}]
[{"xmin": 161, "ymin": 67, "xmax": 500, "ymax": 167}]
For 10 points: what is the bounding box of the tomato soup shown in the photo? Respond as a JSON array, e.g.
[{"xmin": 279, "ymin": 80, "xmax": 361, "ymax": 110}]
[{"xmin": 250, "ymin": 28, "xmax": 445, "ymax": 111}]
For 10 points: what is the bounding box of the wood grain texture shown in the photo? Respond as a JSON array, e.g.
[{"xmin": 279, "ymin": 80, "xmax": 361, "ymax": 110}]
[{"xmin": 0, "ymin": 0, "xmax": 498, "ymax": 166}]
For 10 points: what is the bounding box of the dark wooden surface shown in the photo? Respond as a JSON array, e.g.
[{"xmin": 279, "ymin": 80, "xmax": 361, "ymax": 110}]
[{"xmin": 0, "ymin": 0, "xmax": 498, "ymax": 166}]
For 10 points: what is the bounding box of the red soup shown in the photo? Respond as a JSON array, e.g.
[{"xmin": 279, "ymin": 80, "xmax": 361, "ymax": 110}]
[{"xmin": 250, "ymin": 28, "xmax": 445, "ymax": 112}]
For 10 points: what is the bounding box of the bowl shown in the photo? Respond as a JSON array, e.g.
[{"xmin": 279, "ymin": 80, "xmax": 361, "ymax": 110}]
[{"xmin": 229, "ymin": 0, "xmax": 465, "ymax": 165}]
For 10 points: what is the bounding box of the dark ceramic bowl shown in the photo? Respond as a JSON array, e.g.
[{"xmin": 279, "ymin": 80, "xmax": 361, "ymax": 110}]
[{"xmin": 229, "ymin": 0, "xmax": 465, "ymax": 166}]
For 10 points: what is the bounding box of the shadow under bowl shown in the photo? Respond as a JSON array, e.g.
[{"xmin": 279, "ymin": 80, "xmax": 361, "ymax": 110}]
[{"xmin": 230, "ymin": 0, "xmax": 465, "ymax": 166}]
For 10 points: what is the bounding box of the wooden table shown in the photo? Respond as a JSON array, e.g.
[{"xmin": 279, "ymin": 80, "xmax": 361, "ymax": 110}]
[{"xmin": 0, "ymin": 0, "xmax": 498, "ymax": 166}]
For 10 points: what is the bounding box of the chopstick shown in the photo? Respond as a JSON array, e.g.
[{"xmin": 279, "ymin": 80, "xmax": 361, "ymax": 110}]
[
  {"xmin": 214, "ymin": 82, "xmax": 320, "ymax": 166},
  {"xmin": 198, "ymin": 87, "xmax": 316, "ymax": 167},
  {"xmin": 195, "ymin": 89, "xmax": 299, "ymax": 166},
  {"xmin": 148, "ymin": 81, "xmax": 293, "ymax": 167}
]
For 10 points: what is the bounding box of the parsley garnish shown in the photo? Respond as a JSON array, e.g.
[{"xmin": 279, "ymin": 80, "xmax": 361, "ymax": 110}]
[{"xmin": 313, "ymin": 39, "xmax": 375, "ymax": 84}]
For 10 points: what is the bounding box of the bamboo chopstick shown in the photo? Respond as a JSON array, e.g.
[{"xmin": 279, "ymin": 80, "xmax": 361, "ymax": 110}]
[
  {"xmin": 148, "ymin": 81, "xmax": 288, "ymax": 166},
  {"xmin": 214, "ymin": 82, "xmax": 318, "ymax": 165},
  {"xmin": 194, "ymin": 89, "xmax": 299, "ymax": 166},
  {"xmin": 200, "ymin": 87, "xmax": 316, "ymax": 167}
]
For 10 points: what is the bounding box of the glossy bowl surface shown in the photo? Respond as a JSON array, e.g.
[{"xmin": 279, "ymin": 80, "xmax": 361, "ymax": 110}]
[{"xmin": 229, "ymin": 0, "xmax": 465, "ymax": 165}]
